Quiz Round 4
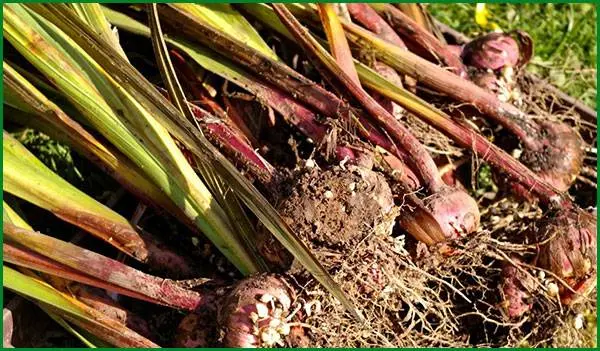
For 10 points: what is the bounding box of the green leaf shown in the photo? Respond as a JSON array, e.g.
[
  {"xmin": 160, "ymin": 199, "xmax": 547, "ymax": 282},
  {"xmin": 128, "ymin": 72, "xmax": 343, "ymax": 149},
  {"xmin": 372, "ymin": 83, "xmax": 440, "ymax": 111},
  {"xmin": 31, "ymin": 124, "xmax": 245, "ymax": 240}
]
[
  {"xmin": 38, "ymin": 3, "xmax": 360, "ymax": 321},
  {"xmin": 4, "ymin": 267, "xmax": 90, "ymax": 323},
  {"xmin": 69, "ymin": 3, "xmax": 128, "ymax": 60},
  {"xmin": 3, "ymin": 132, "xmax": 151, "ymax": 261},
  {"xmin": 3, "ymin": 60, "xmax": 187, "ymax": 228},
  {"xmin": 147, "ymin": 4, "xmax": 268, "ymax": 271},
  {"xmin": 3, "ymin": 201, "xmax": 32, "ymax": 230},
  {"xmin": 5, "ymin": 3, "xmax": 259, "ymax": 275},
  {"xmin": 45, "ymin": 313, "xmax": 101, "ymax": 348},
  {"xmin": 172, "ymin": 3, "xmax": 277, "ymax": 60},
  {"xmin": 104, "ymin": 7, "xmax": 260, "ymax": 92},
  {"xmin": 3, "ymin": 266, "xmax": 158, "ymax": 347}
]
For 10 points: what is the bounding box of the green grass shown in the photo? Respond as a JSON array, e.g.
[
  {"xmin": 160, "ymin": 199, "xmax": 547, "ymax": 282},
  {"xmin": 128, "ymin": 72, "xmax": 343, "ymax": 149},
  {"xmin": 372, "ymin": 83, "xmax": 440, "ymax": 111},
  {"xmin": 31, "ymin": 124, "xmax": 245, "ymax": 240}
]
[
  {"xmin": 430, "ymin": 3, "xmax": 597, "ymax": 108},
  {"xmin": 13, "ymin": 129, "xmax": 83, "ymax": 185}
]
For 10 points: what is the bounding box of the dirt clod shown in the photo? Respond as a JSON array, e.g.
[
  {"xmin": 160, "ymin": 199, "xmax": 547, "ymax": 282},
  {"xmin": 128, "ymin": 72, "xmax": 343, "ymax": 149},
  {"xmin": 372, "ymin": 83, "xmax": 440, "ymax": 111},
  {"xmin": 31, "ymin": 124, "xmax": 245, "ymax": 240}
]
[
  {"xmin": 280, "ymin": 166, "xmax": 393, "ymax": 248},
  {"xmin": 257, "ymin": 166, "xmax": 395, "ymax": 270}
]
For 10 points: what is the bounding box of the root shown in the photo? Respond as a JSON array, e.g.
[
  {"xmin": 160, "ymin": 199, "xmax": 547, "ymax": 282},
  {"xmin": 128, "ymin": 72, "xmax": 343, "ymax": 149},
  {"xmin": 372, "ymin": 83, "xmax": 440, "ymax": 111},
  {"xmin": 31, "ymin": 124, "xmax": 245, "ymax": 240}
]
[{"xmin": 287, "ymin": 193, "xmax": 596, "ymax": 347}]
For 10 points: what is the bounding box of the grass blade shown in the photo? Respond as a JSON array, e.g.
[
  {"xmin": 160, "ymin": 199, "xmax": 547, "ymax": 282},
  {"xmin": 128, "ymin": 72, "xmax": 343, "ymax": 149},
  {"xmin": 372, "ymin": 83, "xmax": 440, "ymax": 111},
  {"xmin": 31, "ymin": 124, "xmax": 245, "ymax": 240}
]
[
  {"xmin": 158, "ymin": 4, "xmax": 347, "ymax": 117},
  {"xmin": 3, "ymin": 206, "xmax": 171, "ymax": 305},
  {"xmin": 147, "ymin": 4, "xmax": 193, "ymax": 122},
  {"xmin": 3, "ymin": 131, "xmax": 196, "ymax": 277},
  {"xmin": 4, "ymin": 203, "xmax": 139, "ymax": 348},
  {"xmin": 3, "ymin": 201, "xmax": 32, "ymax": 230}
]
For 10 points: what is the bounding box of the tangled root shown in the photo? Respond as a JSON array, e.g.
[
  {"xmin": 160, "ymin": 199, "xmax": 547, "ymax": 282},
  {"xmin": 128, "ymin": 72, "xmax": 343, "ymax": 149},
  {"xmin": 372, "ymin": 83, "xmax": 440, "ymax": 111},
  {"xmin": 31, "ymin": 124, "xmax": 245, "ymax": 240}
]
[{"xmin": 287, "ymin": 194, "xmax": 596, "ymax": 347}]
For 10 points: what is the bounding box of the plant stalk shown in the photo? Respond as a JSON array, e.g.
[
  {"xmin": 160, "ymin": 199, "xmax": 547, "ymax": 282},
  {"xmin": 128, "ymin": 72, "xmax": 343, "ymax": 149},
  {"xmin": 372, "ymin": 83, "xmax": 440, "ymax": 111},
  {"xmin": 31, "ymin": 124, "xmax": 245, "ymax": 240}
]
[
  {"xmin": 369, "ymin": 4, "xmax": 467, "ymax": 78},
  {"xmin": 158, "ymin": 4, "xmax": 426, "ymax": 189},
  {"xmin": 272, "ymin": 3, "xmax": 444, "ymax": 193},
  {"xmin": 358, "ymin": 65, "xmax": 567, "ymax": 207},
  {"xmin": 4, "ymin": 222, "xmax": 209, "ymax": 311},
  {"xmin": 341, "ymin": 20, "xmax": 544, "ymax": 149}
]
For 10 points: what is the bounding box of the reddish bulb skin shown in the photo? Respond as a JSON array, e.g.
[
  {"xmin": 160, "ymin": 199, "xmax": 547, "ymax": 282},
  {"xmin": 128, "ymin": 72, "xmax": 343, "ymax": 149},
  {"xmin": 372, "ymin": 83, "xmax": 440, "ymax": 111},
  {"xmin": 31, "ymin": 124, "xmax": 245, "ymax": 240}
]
[
  {"xmin": 423, "ymin": 185, "xmax": 481, "ymax": 240},
  {"xmin": 447, "ymin": 44, "xmax": 464, "ymax": 59},
  {"xmin": 459, "ymin": 32, "xmax": 584, "ymax": 199},
  {"xmin": 511, "ymin": 120, "xmax": 584, "ymax": 201},
  {"xmin": 462, "ymin": 33, "xmax": 520, "ymax": 71},
  {"xmin": 536, "ymin": 208, "xmax": 596, "ymax": 305},
  {"xmin": 217, "ymin": 275, "xmax": 296, "ymax": 348},
  {"xmin": 501, "ymin": 261, "xmax": 534, "ymax": 318},
  {"xmin": 174, "ymin": 275, "xmax": 298, "ymax": 348},
  {"xmin": 500, "ymin": 209, "xmax": 595, "ymax": 319}
]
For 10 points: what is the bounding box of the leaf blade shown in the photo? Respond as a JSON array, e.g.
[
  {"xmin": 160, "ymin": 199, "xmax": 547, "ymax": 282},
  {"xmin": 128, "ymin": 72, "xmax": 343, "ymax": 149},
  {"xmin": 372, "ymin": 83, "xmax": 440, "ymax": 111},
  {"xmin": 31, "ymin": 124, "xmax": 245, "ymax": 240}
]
[
  {"xmin": 3, "ymin": 266, "xmax": 158, "ymax": 347},
  {"xmin": 6, "ymin": 3, "xmax": 260, "ymax": 275},
  {"xmin": 148, "ymin": 4, "xmax": 269, "ymax": 272},
  {"xmin": 37, "ymin": 3, "xmax": 361, "ymax": 321}
]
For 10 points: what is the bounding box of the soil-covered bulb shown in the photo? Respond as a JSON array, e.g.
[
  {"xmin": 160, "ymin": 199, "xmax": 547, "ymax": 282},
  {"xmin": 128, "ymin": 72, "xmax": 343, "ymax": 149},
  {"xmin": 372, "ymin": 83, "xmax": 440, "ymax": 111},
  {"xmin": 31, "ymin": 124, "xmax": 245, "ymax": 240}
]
[
  {"xmin": 512, "ymin": 120, "xmax": 584, "ymax": 199},
  {"xmin": 258, "ymin": 166, "xmax": 395, "ymax": 270},
  {"xmin": 535, "ymin": 208, "xmax": 596, "ymax": 305}
]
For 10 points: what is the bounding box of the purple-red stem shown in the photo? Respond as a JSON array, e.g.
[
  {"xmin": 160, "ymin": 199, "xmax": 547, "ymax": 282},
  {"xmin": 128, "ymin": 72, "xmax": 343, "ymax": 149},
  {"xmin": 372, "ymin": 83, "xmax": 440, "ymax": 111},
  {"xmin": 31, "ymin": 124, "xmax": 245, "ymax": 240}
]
[
  {"xmin": 374, "ymin": 4, "xmax": 468, "ymax": 78},
  {"xmin": 347, "ymin": 3, "xmax": 406, "ymax": 48},
  {"xmin": 157, "ymin": 86, "xmax": 274, "ymax": 182},
  {"xmin": 273, "ymin": 4, "xmax": 444, "ymax": 193},
  {"xmin": 189, "ymin": 104, "xmax": 274, "ymax": 179},
  {"xmin": 345, "ymin": 4, "xmax": 418, "ymax": 91},
  {"xmin": 5, "ymin": 224, "xmax": 210, "ymax": 311},
  {"xmin": 343, "ymin": 21, "xmax": 544, "ymax": 151},
  {"xmin": 159, "ymin": 5, "xmax": 425, "ymax": 189},
  {"xmin": 367, "ymin": 84, "xmax": 567, "ymax": 207},
  {"xmin": 346, "ymin": 3, "xmax": 414, "ymax": 117},
  {"xmin": 4, "ymin": 242, "xmax": 169, "ymax": 307}
]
